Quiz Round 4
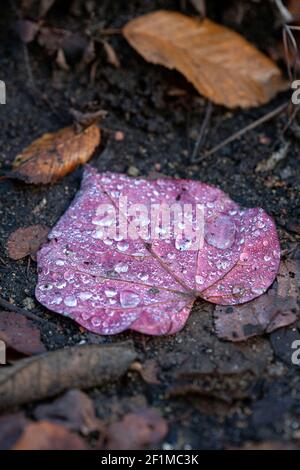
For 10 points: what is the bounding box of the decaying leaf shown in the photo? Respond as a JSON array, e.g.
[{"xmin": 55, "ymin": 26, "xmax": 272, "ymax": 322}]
[
  {"xmin": 123, "ymin": 11, "xmax": 287, "ymax": 108},
  {"xmin": 214, "ymin": 259, "xmax": 300, "ymax": 341},
  {"xmin": 35, "ymin": 166, "xmax": 281, "ymax": 338},
  {"xmin": 105, "ymin": 408, "xmax": 168, "ymax": 450},
  {"xmin": 33, "ymin": 389, "xmax": 102, "ymax": 435},
  {"xmin": 0, "ymin": 311, "xmax": 45, "ymax": 356},
  {"xmin": 12, "ymin": 124, "xmax": 100, "ymax": 184},
  {"xmin": 12, "ymin": 421, "xmax": 87, "ymax": 450},
  {"xmin": 0, "ymin": 412, "xmax": 29, "ymax": 450},
  {"xmin": 7, "ymin": 225, "xmax": 49, "ymax": 260},
  {"xmin": 0, "ymin": 343, "xmax": 136, "ymax": 410}
]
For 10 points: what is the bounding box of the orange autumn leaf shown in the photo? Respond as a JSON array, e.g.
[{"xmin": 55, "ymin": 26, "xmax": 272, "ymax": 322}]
[
  {"xmin": 123, "ymin": 11, "xmax": 287, "ymax": 108},
  {"xmin": 12, "ymin": 124, "xmax": 100, "ymax": 184},
  {"xmin": 12, "ymin": 421, "xmax": 87, "ymax": 450}
]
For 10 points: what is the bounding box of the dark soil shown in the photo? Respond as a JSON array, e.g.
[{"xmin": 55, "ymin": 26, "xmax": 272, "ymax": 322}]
[{"xmin": 0, "ymin": 0, "xmax": 300, "ymax": 450}]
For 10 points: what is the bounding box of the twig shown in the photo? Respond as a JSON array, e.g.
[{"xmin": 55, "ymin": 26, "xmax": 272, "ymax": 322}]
[
  {"xmin": 191, "ymin": 101, "xmax": 212, "ymax": 162},
  {"xmin": 274, "ymin": 0, "xmax": 293, "ymax": 23},
  {"xmin": 0, "ymin": 297, "xmax": 54, "ymax": 326},
  {"xmin": 204, "ymin": 101, "xmax": 290, "ymax": 159},
  {"xmin": 23, "ymin": 43, "xmax": 35, "ymax": 90}
]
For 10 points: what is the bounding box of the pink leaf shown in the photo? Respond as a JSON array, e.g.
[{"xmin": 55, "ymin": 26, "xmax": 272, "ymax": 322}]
[{"xmin": 35, "ymin": 165, "xmax": 281, "ymax": 337}]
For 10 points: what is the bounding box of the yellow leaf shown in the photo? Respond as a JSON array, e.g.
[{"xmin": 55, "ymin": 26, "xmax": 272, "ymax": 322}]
[{"xmin": 123, "ymin": 11, "xmax": 287, "ymax": 108}]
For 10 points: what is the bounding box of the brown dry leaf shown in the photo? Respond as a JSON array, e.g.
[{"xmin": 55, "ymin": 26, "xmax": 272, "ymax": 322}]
[
  {"xmin": 140, "ymin": 359, "xmax": 160, "ymax": 385},
  {"xmin": 0, "ymin": 311, "xmax": 46, "ymax": 356},
  {"xmin": 33, "ymin": 389, "xmax": 102, "ymax": 435},
  {"xmin": 12, "ymin": 124, "xmax": 100, "ymax": 184},
  {"xmin": 214, "ymin": 259, "xmax": 300, "ymax": 342},
  {"xmin": 0, "ymin": 343, "xmax": 136, "ymax": 410},
  {"xmin": 7, "ymin": 225, "xmax": 49, "ymax": 260},
  {"xmin": 123, "ymin": 10, "xmax": 287, "ymax": 108},
  {"xmin": 12, "ymin": 421, "xmax": 87, "ymax": 450},
  {"xmin": 106, "ymin": 408, "xmax": 168, "ymax": 450}
]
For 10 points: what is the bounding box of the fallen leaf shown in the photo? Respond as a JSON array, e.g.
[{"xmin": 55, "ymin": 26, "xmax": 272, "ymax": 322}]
[
  {"xmin": 0, "ymin": 412, "xmax": 29, "ymax": 450},
  {"xmin": 0, "ymin": 343, "xmax": 136, "ymax": 410},
  {"xmin": 0, "ymin": 311, "xmax": 45, "ymax": 356},
  {"xmin": 123, "ymin": 11, "xmax": 287, "ymax": 108},
  {"xmin": 12, "ymin": 124, "xmax": 100, "ymax": 184},
  {"xmin": 214, "ymin": 259, "xmax": 300, "ymax": 341},
  {"xmin": 12, "ymin": 421, "xmax": 87, "ymax": 450},
  {"xmin": 33, "ymin": 389, "xmax": 102, "ymax": 435},
  {"xmin": 139, "ymin": 359, "xmax": 160, "ymax": 385},
  {"xmin": 35, "ymin": 165, "xmax": 281, "ymax": 338},
  {"xmin": 7, "ymin": 225, "xmax": 49, "ymax": 260},
  {"xmin": 106, "ymin": 408, "xmax": 168, "ymax": 450}
]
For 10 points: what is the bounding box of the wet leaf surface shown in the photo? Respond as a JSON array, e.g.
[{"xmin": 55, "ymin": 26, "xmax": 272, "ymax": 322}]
[
  {"xmin": 36, "ymin": 166, "xmax": 281, "ymax": 337},
  {"xmin": 12, "ymin": 124, "xmax": 100, "ymax": 184},
  {"xmin": 123, "ymin": 11, "xmax": 287, "ymax": 108}
]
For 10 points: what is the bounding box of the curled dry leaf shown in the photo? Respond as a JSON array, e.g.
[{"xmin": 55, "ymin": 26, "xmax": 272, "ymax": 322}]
[
  {"xmin": 7, "ymin": 225, "xmax": 49, "ymax": 260},
  {"xmin": 0, "ymin": 311, "xmax": 46, "ymax": 356},
  {"xmin": 106, "ymin": 408, "xmax": 168, "ymax": 450},
  {"xmin": 214, "ymin": 259, "xmax": 300, "ymax": 342},
  {"xmin": 35, "ymin": 166, "xmax": 281, "ymax": 338},
  {"xmin": 12, "ymin": 421, "xmax": 87, "ymax": 450},
  {"xmin": 123, "ymin": 11, "xmax": 287, "ymax": 108},
  {"xmin": 0, "ymin": 343, "xmax": 136, "ymax": 410},
  {"xmin": 12, "ymin": 124, "xmax": 100, "ymax": 184}
]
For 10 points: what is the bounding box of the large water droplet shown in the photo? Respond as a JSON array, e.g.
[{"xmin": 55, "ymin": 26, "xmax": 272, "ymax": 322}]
[
  {"xmin": 55, "ymin": 259, "xmax": 65, "ymax": 266},
  {"xmin": 205, "ymin": 215, "xmax": 236, "ymax": 250},
  {"xmin": 232, "ymin": 286, "xmax": 245, "ymax": 296},
  {"xmin": 92, "ymin": 229, "xmax": 104, "ymax": 239},
  {"xmin": 91, "ymin": 317, "xmax": 102, "ymax": 327},
  {"xmin": 105, "ymin": 288, "xmax": 117, "ymax": 298},
  {"xmin": 64, "ymin": 295, "xmax": 77, "ymax": 307},
  {"xmin": 195, "ymin": 275, "xmax": 205, "ymax": 285},
  {"xmin": 120, "ymin": 290, "xmax": 140, "ymax": 308},
  {"xmin": 251, "ymin": 287, "xmax": 264, "ymax": 295},
  {"xmin": 114, "ymin": 262, "xmax": 128, "ymax": 273},
  {"xmin": 175, "ymin": 236, "xmax": 192, "ymax": 251},
  {"xmin": 39, "ymin": 283, "xmax": 53, "ymax": 291},
  {"xmin": 117, "ymin": 240, "xmax": 129, "ymax": 252},
  {"xmin": 78, "ymin": 292, "xmax": 93, "ymax": 301}
]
